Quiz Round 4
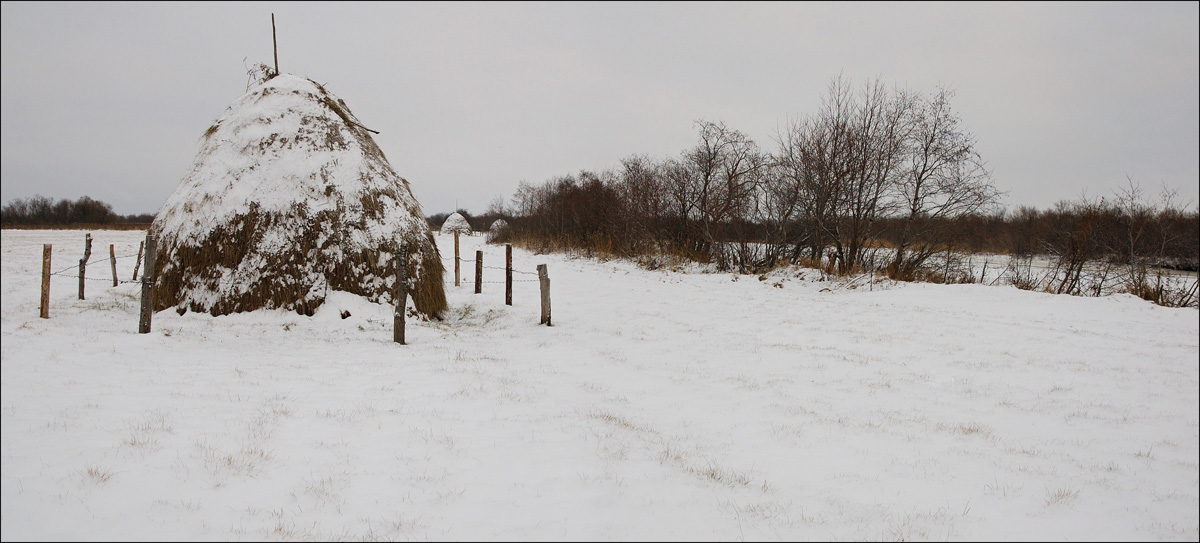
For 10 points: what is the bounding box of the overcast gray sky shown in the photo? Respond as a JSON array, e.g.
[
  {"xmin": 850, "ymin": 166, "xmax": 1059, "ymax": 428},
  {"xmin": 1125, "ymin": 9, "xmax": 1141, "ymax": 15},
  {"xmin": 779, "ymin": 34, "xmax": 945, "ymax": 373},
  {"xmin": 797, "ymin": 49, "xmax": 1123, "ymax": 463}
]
[{"xmin": 2, "ymin": 1, "xmax": 1197, "ymax": 216}]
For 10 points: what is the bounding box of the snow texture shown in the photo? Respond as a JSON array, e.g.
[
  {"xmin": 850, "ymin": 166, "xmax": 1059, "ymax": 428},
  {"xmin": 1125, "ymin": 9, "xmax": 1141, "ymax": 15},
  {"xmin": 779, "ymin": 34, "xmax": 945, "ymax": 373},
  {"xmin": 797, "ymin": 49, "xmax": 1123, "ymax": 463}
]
[{"xmin": 2, "ymin": 228, "xmax": 1198, "ymax": 541}]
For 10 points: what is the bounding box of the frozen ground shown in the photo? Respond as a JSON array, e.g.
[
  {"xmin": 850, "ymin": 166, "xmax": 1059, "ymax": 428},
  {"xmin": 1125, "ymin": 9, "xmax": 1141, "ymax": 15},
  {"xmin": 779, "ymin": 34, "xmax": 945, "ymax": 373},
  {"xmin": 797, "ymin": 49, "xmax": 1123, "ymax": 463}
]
[{"xmin": 2, "ymin": 228, "xmax": 1197, "ymax": 541}]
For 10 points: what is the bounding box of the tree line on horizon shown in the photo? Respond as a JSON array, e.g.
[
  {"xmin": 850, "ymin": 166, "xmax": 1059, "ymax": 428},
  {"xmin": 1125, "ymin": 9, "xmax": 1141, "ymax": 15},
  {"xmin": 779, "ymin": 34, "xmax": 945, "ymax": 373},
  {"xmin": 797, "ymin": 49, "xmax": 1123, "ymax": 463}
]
[
  {"xmin": 0, "ymin": 195, "xmax": 155, "ymax": 227},
  {"xmin": 442, "ymin": 76, "xmax": 1198, "ymax": 307}
]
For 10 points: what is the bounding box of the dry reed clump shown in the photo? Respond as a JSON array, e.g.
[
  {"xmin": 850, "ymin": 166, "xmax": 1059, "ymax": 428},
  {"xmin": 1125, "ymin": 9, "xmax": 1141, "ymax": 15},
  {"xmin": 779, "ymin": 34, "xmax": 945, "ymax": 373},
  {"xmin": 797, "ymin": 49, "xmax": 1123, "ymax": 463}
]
[
  {"xmin": 885, "ymin": 264, "xmax": 978, "ymax": 285},
  {"xmin": 1124, "ymin": 273, "xmax": 1199, "ymax": 308}
]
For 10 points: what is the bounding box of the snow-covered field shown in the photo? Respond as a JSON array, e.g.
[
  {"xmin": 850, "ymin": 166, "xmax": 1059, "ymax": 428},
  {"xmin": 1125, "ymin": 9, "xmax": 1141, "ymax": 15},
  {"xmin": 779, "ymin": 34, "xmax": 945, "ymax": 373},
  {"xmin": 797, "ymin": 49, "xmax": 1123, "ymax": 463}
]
[{"xmin": 2, "ymin": 228, "xmax": 1197, "ymax": 541}]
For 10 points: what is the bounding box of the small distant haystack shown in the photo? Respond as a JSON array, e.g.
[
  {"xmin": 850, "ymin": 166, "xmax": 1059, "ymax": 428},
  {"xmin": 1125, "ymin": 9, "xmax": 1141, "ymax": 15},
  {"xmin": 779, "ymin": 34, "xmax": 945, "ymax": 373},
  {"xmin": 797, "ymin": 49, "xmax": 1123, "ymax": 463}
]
[
  {"xmin": 441, "ymin": 212, "xmax": 471, "ymax": 235},
  {"xmin": 150, "ymin": 66, "xmax": 446, "ymax": 318},
  {"xmin": 486, "ymin": 218, "xmax": 509, "ymax": 242}
]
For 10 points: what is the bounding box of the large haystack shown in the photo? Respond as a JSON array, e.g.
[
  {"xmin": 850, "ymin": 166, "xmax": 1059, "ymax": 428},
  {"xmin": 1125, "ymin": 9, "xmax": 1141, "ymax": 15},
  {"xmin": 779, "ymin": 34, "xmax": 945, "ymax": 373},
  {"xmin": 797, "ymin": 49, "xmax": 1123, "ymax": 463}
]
[{"xmin": 150, "ymin": 67, "xmax": 446, "ymax": 318}]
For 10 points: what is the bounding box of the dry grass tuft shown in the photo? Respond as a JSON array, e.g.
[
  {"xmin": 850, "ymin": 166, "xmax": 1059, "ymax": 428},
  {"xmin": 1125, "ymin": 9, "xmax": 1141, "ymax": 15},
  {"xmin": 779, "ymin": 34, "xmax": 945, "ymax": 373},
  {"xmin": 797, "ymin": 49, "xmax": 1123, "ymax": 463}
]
[
  {"xmin": 937, "ymin": 421, "xmax": 994, "ymax": 437},
  {"xmin": 589, "ymin": 410, "xmax": 653, "ymax": 433},
  {"xmin": 80, "ymin": 464, "xmax": 115, "ymax": 485},
  {"xmin": 657, "ymin": 443, "xmax": 755, "ymax": 488},
  {"xmin": 1045, "ymin": 487, "xmax": 1080, "ymax": 506}
]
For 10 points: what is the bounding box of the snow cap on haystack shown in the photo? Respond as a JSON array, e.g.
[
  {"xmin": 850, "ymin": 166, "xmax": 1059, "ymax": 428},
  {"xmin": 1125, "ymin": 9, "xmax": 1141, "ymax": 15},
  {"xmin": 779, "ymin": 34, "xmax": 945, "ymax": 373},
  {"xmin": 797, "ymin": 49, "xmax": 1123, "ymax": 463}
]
[
  {"xmin": 489, "ymin": 219, "xmax": 509, "ymax": 232},
  {"xmin": 150, "ymin": 65, "xmax": 446, "ymax": 318},
  {"xmin": 441, "ymin": 212, "xmax": 471, "ymax": 234}
]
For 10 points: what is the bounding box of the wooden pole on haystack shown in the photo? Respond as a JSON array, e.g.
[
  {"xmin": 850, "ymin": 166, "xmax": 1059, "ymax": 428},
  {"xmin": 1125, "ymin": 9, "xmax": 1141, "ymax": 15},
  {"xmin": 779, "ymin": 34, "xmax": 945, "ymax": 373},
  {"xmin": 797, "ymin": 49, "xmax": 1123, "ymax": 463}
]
[
  {"xmin": 272, "ymin": 13, "xmax": 279, "ymax": 76},
  {"xmin": 454, "ymin": 231, "xmax": 460, "ymax": 287}
]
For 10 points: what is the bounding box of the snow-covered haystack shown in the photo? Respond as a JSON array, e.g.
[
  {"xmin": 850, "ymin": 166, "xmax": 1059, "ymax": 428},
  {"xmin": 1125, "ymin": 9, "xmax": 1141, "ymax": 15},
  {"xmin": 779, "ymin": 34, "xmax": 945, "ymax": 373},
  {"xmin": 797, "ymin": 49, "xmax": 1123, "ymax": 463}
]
[
  {"xmin": 150, "ymin": 67, "xmax": 446, "ymax": 318},
  {"xmin": 441, "ymin": 212, "xmax": 471, "ymax": 235},
  {"xmin": 486, "ymin": 218, "xmax": 509, "ymax": 242}
]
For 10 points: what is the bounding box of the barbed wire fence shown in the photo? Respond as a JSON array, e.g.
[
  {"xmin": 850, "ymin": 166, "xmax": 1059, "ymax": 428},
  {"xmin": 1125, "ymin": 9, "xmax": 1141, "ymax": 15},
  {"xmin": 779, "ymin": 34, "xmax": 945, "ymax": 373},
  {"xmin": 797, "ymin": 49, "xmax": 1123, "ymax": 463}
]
[
  {"xmin": 442, "ymin": 231, "xmax": 550, "ymax": 324},
  {"xmin": 39, "ymin": 233, "xmax": 150, "ymax": 322},
  {"xmin": 47, "ymin": 254, "xmax": 144, "ymax": 283},
  {"xmin": 37, "ymin": 231, "xmax": 553, "ymax": 339},
  {"xmin": 388, "ymin": 235, "xmax": 554, "ymax": 343},
  {"xmin": 441, "ymin": 258, "xmax": 541, "ymax": 283}
]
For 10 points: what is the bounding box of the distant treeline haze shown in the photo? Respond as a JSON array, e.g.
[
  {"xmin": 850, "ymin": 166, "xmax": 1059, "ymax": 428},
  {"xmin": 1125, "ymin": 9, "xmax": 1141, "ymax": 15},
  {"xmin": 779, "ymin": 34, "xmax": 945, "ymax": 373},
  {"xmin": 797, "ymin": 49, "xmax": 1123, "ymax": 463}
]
[{"xmin": 1, "ymin": 195, "xmax": 154, "ymax": 227}]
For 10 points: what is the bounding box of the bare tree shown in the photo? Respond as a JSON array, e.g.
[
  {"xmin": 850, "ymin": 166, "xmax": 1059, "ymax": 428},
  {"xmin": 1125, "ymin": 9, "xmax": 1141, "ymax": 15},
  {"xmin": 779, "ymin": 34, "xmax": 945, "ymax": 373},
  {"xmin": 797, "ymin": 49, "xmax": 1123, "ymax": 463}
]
[
  {"xmin": 616, "ymin": 154, "xmax": 669, "ymax": 252},
  {"xmin": 1114, "ymin": 180, "xmax": 1199, "ymax": 306},
  {"xmin": 658, "ymin": 157, "xmax": 699, "ymax": 257},
  {"xmin": 774, "ymin": 107, "xmax": 849, "ymax": 269},
  {"xmin": 510, "ymin": 181, "xmax": 540, "ymax": 218},
  {"xmin": 890, "ymin": 87, "xmax": 1000, "ymax": 278},
  {"xmin": 751, "ymin": 152, "xmax": 806, "ymax": 268},
  {"xmin": 679, "ymin": 120, "xmax": 766, "ymax": 269},
  {"xmin": 1045, "ymin": 194, "xmax": 1114, "ymax": 296},
  {"xmin": 828, "ymin": 78, "xmax": 912, "ymax": 274}
]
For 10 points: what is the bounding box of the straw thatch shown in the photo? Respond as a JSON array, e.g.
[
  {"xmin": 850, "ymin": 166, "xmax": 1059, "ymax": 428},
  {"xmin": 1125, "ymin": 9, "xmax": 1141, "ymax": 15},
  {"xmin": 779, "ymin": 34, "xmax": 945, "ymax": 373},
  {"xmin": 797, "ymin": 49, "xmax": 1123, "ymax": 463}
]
[
  {"xmin": 150, "ymin": 66, "xmax": 446, "ymax": 318},
  {"xmin": 441, "ymin": 212, "xmax": 471, "ymax": 234}
]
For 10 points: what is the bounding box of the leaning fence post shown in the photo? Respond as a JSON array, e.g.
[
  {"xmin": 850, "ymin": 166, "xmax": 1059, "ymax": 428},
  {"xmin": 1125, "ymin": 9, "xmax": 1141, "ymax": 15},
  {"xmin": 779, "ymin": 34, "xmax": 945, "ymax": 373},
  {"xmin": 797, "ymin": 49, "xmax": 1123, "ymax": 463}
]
[
  {"xmin": 138, "ymin": 234, "xmax": 157, "ymax": 334},
  {"xmin": 109, "ymin": 244, "xmax": 118, "ymax": 287},
  {"xmin": 538, "ymin": 264, "xmax": 551, "ymax": 326},
  {"xmin": 454, "ymin": 231, "xmax": 461, "ymax": 287},
  {"xmin": 132, "ymin": 240, "xmax": 144, "ymax": 281},
  {"xmin": 505, "ymin": 244, "xmax": 512, "ymax": 306},
  {"xmin": 40, "ymin": 244, "xmax": 52, "ymax": 319},
  {"xmin": 475, "ymin": 250, "xmax": 483, "ymax": 294},
  {"xmin": 394, "ymin": 246, "xmax": 407, "ymax": 345},
  {"xmin": 78, "ymin": 233, "xmax": 92, "ymax": 300}
]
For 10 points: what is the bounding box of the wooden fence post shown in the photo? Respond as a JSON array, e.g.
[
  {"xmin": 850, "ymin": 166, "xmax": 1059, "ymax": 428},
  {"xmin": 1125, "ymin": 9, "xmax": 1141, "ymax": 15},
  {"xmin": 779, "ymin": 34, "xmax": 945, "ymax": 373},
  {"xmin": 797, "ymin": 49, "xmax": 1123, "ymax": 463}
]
[
  {"xmin": 109, "ymin": 244, "xmax": 118, "ymax": 287},
  {"xmin": 944, "ymin": 246, "xmax": 951, "ymax": 284},
  {"xmin": 505, "ymin": 243, "xmax": 512, "ymax": 306},
  {"xmin": 538, "ymin": 264, "xmax": 551, "ymax": 326},
  {"xmin": 474, "ymin": 250, "xmax": 483, "ymax": 294},
  {"xmin": 132, "ymin": 240, "xmax": 144, "ymax": 281},
  {"xmin": 454, "ymin": 231, "xmax": 460, "ymax": 287},
  {"xmin": 138, "ymin": 234, "xmax": 157, "ymax": 334},
  {"xmin": 394, "ymin": 246, "xmax": 407, "ymax": 345},
  {"xmin": 78, "ymin": 233, "xmax": 92, "ymax": 300},
  {"xmin": 40, "ymin": 244, "xmax": 51, "ymax": 319}
]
